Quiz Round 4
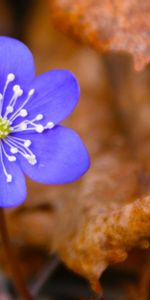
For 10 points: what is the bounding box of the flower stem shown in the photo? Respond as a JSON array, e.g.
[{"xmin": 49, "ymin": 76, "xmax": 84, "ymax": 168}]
[{"xmin": 0, "ymin": 208, "xmax": 33, "ymax": 300}]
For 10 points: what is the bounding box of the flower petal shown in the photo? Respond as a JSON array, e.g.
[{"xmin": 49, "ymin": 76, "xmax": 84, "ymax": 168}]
[
  {"xmin": 0, "ymin": 36, "xmax": 35, "ymax": 90},
  {"xmin": 0, "ymin": 150, "xmax": 26, "ymax": 207},
  {"xmin": 24, "ymin": 70, "xmax": 80, "ymax": 124},
  {"xmin": 15, "ymin": 126, "xmax": 90, "ymax": 184}
]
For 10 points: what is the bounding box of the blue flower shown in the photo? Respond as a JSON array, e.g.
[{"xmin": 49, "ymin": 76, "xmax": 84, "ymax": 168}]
[{"xmin": 0, "ymin": 37, "xmax": 90, "ymax": 208}]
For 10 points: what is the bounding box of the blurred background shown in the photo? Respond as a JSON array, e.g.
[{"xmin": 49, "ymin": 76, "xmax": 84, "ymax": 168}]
[{"xmin": 0, "ymin": 1, "xmax": 150, "ymax": 299}]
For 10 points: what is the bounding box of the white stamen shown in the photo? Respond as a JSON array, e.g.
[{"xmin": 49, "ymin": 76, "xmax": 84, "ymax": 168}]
[
  {"xmin": 25, "ymin": 154, "xmax": 37, "ymax": 165},
  {"xmin": 4, "ymin": 73, "xmax": 15, "ymax": 94},
  {"xmin": 47, "ymin": 121, "xmax": 54, "ymax": 129},
  {"xmin": 1, "ymin": 142, "xmax": 16, "ymax": 162},
  {"xmin": 6, "ymin": 174, "xmax": 12, "ymax": 182},
  {"xmin": 0, "ymin": 73, "xmax": 15, "ymax": 115},
  {"xmin": 20, "ymin": 123, "xmax": 27, "ymax": 130},
  {"xmin": 19, "ymin": 109, "xmax": 28, "ymax": 117},
  {"xmin": 7, "ymin": 73, "xmax": 15, "ymax": 82},
  {"xmin": 4, "ymin": 136, "xmax": 37, "ymax": 166},
  {"xmin": 13, "ymin": 84, "xmax": 23, "ymax": 96},
  {"xmin": 28, "ymin": 89, "xmax": 35, "ymax": 96},
  {"xmin": 10, "ymin": 147, "xmax": 18, "ymax": 154},
  {"xmin": 35, "ymin": 125, "xmax": 44, "ymax": 133},
  {"xmin": 9, "ymin": 88, "xmax": 35, "ymax": 122},
  {"xmin": 8, "ymin": 156, "xmax": 16, "ymax": 161},
  {"xmin": 8, "ymin": 136, "xmax": 31, "ymax": 148},
  {"xmin": 11, "ymin": 122, "xmax": 27, "ymax": 132},
  {"xmin": 4, "ymin": 84, "xmax": 23, "ymax": 119},
  {"xmin": 24, "ymin": 140, "xmax": 31, "ymax": 147},
  {"xmin": 0, "ymin": 141, "xmax": 12, "ymax": 183},
  {"xmin": 6, "ymin": 105, "xmax": 14, "ymax": 114},
  {"xmin": 35, "ymin": 114, "xmax": 43, "ymax": 121},
  {"xmin": 11, "ymin": 115, "xmax": 55, "ymax": 134}
]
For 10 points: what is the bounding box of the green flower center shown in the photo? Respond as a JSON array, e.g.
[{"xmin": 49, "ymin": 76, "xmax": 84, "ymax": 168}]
[{"xmin": 0, "ymin": 117, "xmax": 10, "ymax": 139}]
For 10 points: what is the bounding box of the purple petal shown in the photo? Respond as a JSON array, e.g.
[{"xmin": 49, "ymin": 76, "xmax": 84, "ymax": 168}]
[
  {"xmin": 15, "ymin": 126, "xmax": 90, "ymax": 184},
  {"xmin": 0, "ymin": 148, "xmax": 26, "ymax": 207},
  {"xmin": 24, "ymin": 70, "xmax": 80, "ymax": 125},
  {"xmin": 0, "ymin": 37, "xmax": 35, "ymax": 91}
]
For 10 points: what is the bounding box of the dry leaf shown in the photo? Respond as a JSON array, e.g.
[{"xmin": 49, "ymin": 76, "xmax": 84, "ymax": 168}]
[
  {"xmin": 1, "ymin": 2, "xmax": 150, "ymax": 296},
  {"xmin": 5, "ymin": 51, "xmax": 150, "ymax": 291},
  {"xmin": 51, "ymin": 0, "xmax": 150, "ymax": 71}
]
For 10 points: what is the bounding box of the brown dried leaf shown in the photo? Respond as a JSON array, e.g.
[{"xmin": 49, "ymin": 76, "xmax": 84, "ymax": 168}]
[
  {"xmin": 51, "ymin": 0, "xmax": 150, "ymax": 71},
  {"xmin": 6, "ymin": 54, "xmax": 150, "ymax": 291},
  {"xmin": 2, "ymin": 1, "xmax": 150, "ymax": 294}
]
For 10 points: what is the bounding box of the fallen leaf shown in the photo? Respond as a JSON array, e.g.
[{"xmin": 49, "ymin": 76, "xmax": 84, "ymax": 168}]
[
  {"xmin": 51, "ymin": 0, "xmax": 150, "ymax": 71},
  {"xmin": 1, "ymin": 2, "xmax": 150, "ymax": 296}
]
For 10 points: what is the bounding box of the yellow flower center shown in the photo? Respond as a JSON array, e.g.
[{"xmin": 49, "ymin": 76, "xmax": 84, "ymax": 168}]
[{"xmin": 0, "ymin": 117, "xmax": 10, "ymax": 139}]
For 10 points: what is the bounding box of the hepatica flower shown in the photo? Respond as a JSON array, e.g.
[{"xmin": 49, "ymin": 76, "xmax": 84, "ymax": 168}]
[{"xmin": 0, "ymin": 37, "xmax": 90, "ymax": 208}]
